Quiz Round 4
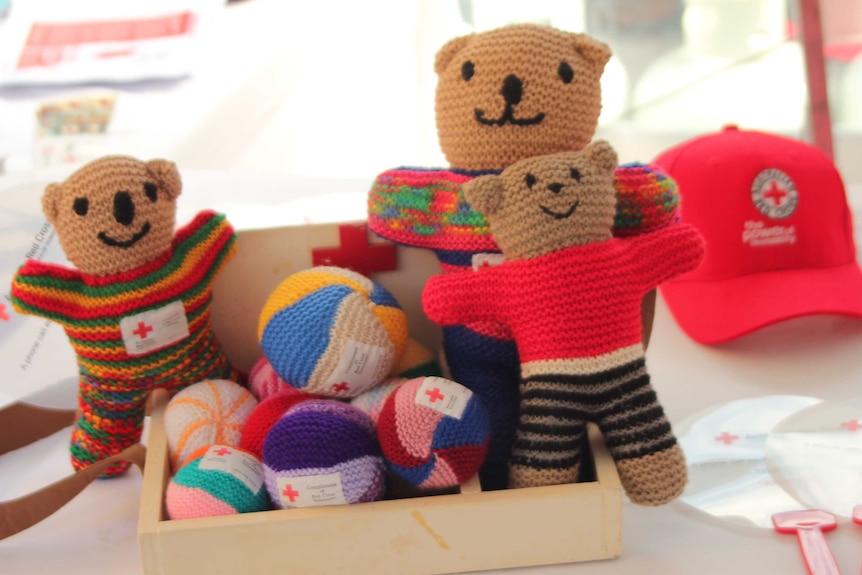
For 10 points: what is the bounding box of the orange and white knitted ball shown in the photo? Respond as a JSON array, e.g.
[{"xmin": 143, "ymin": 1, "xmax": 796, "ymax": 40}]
[{"xmin": 164, "ymin": 379, "xmax": 258, "ymax": 471}]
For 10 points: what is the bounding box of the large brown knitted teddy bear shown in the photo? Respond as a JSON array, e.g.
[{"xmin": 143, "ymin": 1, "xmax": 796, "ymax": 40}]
[
  {"xmin": 11, "ymin": 156, "xmax": 240, "ymax": 476},
  {"xmin": 368, "ymin": 23, "xmax": 679, "ymax": 490},
  {"xmin": 422, "ymin": 141, "xmax": 705, "ymax": 505}
]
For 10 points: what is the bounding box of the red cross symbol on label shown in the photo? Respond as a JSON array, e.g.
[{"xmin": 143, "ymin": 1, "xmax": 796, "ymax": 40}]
[
  {"xmin": 214, "ymin": 447, "xmax": 232, "ymax": 456},
  {"xmin": 841, "ymin": 419, "xmax": 861, "ymax": 432},
  {"xmin": 311, "ymin": 224, "xmax": 397, "ymax": 278},
  {"xmin": 714, "ymin": 431, "xmax": 739, "ymax": 445},
  {"xmin": 282, "ymin": 484, "xmax": 300, "ymax": 503},
  {"xmin": 132, "ymin": 321, "xmax": 154, "ymax": 339},
  {"xmin": 332, "ymin": 382, "xmax": 350, "ymax": 393},
  {"xmin": 763, "ymin": 180, "xmax": 788, "ymax": 206},
  {"xmin": 0, "ymin": 303, "xmax": 9, "ymax": 322},
  {"xmin": 425, "ymin": 388, "xmax": 445, "ymax": 403}
]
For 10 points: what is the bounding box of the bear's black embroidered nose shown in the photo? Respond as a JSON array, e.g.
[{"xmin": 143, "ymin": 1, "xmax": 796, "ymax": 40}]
[
  {"xmin": 547, "ymin": 183, "xmax": 564, "ymax": 194},
  {"xmin": 501, "ymin": 74, "xmax": 523, "ymax": 106},
  {"xmin": 114, "ymin": 191, "xmax": 135, "ymax": 226}
]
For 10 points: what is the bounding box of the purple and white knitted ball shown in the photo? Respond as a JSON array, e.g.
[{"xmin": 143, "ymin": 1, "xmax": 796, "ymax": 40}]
[{"xmin": 262, "ymin": 399, "xmax": 386, "ymax": 508}]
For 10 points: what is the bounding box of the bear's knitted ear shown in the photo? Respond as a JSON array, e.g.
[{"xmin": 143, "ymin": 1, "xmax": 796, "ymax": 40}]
[
  {"xmin": 584, "ymin": 140, "xmax": 618, "ymax": 176},
  {"xmin": 462, "ymin": 175, "xmax": 504, "ymax": 217},
  {"xmin": 434, "ymin": 33, "xmax": 474, "ymax": 75},
  {"xmin": 145, "ymin": 159, "xmax": 182, "ymax": 201},
  {"xmin": 42, "ymin": 183, "xmax": 62, "ymax": 225},
  {"xmin": 571, "ymin": 33, "xmax": 611, "ymax": 68}
]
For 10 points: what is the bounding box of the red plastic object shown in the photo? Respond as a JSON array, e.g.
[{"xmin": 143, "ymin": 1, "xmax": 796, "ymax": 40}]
[
  {"xmin": 311, "ymin": 223, "xmax": 397, "ymax": 278},
  {"xmin": 772, "ymin": 510, "xmax": 840, "ymax": 575}
]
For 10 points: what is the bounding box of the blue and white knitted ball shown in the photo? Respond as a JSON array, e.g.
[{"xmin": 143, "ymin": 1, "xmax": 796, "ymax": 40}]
[
  {"xmin": 257, "ymin": 266, "xmax": 408, "ymax": 398},
  {"xmin": 262, "ymin": 399, "xmax": 387, "ymax": 508}
]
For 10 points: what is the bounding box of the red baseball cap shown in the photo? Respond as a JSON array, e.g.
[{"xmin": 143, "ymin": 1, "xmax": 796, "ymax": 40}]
[{"xmin": 654, "ymin": 126, "xmax": 862, "ymax": 344}]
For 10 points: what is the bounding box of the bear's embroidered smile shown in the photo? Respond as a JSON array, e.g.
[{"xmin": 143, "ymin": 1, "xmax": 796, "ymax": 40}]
[
  {"xmin": 540, "ymin": 200, "xmax": 579, "ymax": 220},
  {"xmin": 98, "ymin": 222, "xmax": 151, "ymax": 248},
  {"xmin": 474, "ymin": 74, "xmax": 545, "ymax": 127}
]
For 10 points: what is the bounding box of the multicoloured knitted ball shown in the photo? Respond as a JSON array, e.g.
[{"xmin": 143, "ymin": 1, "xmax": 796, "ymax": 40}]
[
  {"xmin": 165, "ymin": 445, "xmax": 270, "ymax": 519},
  {"xmin": 390, "ymin": 337, "xmax": 443, "ymax": 379},
  {"xmin": 164, "ymin": 379, "xmax": 258, "ymax": 471},
  {"xmin": 377, "ymin": 376, "xmax": 490, "ymax": 490},
  {"xmin": 247, "ymin": 355, "xmax": 302, "ymax": 401},
  {"xmin": 240, "ymin": 391, "xmax": 313, "ymax": 458},
  {"xmin": 262, "ymin": 399, "xmax": 386, "ymax": 508},
  {"xmin": 612, "ymin": 162, "xmax": 681, "ymax": 238},
  {"xmin": 258, "ymin": 266, "xmax": 408, "ymax": 398}
]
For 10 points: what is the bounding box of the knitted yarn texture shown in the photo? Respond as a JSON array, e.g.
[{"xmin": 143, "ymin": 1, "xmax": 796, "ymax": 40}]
[
  {"xmin": 11, "ymin": 210, "xmax": 240, "ymax": 475},
  {"xmin": 422, "ymin": 143, "xmax": 705, "ymax": 504}
]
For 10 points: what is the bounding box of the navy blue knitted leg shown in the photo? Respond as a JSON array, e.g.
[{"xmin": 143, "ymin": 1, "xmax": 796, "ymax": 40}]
[{"xmin": 442, "ymin": 325, "xmax": 520, "ymax": 491}]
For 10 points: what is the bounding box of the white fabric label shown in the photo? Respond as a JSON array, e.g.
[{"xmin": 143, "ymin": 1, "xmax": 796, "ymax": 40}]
[
  {"xmin": 414, "ymin": 377, "xmax": 472, "ymax": 420},
  {"xmin": 277, "ymin": 472, "xmax": 346, "ymax": 508},
  {"xmin": 471, "ymin": 252, "xmax": 505, "ymax": 271},
  {"xmin": 198, "ymin": 446, "xmax": 264, "ymax": 493},
  {"xmin": 322, "ymin": 339, "xmax": 390, "ymax": 396},
  {"xmin": 119, "ymin": 300, "xmax": 189, "ymax": 356}
]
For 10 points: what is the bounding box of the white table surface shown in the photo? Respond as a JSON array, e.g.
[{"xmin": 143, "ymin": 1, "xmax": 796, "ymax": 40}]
[{"xmin": 1, "ymin": 167, "xmax": 861, "ymax": 575}]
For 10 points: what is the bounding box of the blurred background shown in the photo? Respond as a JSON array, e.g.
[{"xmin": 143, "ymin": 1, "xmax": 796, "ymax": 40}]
[{"xmin": 0, "ymin": 0, "xmax": 859, "ymax": 192}]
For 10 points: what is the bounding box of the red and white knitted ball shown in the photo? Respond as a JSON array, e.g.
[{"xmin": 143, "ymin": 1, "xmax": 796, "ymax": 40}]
[
  {"xmin": 164, "ymin": 379, "xmax": 258, "ymax": 471},
  {"xmin": 247, "ymin": 356, "xmax": 302, "ymax": 401}
]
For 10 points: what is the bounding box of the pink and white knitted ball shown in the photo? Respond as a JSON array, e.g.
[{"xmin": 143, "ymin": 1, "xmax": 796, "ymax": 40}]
[
  {"xmin": 165, "ymin": 445, "xmax": 270, "ymax": 519},
  {"xmin": 349, "ymin": 378, "xmax": 405, "ymax": 424},
  {"xmin": 247, "ymin": 355, "xmax": 302, "ymax": 401},
  {"xmin": 164, "ymin": 379, "xmax": 258, "ymax": 471}
]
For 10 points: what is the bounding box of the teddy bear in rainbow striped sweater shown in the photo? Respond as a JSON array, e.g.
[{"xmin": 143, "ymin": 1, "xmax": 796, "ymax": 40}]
[
  {"xmin": 11, "ymin": 156, "xmax": 240, "ymax": 476},
  {"xmin": 422, "ymin": 141, "xmax": 705, "ymax": 505}
]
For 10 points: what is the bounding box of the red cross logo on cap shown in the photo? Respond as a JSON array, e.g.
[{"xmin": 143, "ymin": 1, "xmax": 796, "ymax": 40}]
[{"xmin": 751, "ymin": 169, "xmax": 798, "ymax": 219}]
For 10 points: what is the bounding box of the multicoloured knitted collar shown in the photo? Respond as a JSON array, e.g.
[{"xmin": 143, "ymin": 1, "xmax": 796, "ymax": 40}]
[{"xmin": 367, "ymin": 163, "xmax": 680, "ymax": 253}]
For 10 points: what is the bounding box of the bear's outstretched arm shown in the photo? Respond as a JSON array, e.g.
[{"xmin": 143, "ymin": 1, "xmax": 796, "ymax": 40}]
[
  {"xmin": 11, "ymin": 260, "xmax": 83, "ymax": 325},
  {"xmin": 630, "ymin": 223, "xmax": 705, "ymax": 290},
  {"xmin": 422, "ymin": 272, "xmax": 501, "ymax": 326}
]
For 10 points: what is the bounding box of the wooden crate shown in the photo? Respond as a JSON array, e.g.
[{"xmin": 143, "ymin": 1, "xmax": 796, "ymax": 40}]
[{"xmin": 137, "ymin": 221, "xmax": 623, "ymax": 575}]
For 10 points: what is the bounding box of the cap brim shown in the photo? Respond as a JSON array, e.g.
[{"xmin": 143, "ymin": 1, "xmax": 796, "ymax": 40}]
[{"xmin": 660, "ymin": 262, "xmax": 862, "ymax": 344}]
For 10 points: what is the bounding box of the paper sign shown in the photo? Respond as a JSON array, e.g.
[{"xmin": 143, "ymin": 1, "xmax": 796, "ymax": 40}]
[
  {"xmin": 323, "ymin": 339, "xmax": 390, "ymax": 395},
  {"xmin": 415, "ymin": 377, "xmax": 472, "ymax": 420},
  {"xmin": 198, "ymin": 446, "xmax": 264, "ymax": 493},
  {"xmin": 119, "ymin": 300, "xmax": 189, "ymax": 356},
  {"xmin": 277, "ymin": 473, "xmax": 346, "ymax": 508},
  {"xmin": 471, "ymin": 252, "xmax": 505, "ymax": 271}
]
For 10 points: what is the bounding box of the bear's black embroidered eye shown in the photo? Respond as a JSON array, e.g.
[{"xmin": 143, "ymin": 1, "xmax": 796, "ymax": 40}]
[
  {"xmin": 73, "ymin": 197, "xmax": 89, "ymax": 216},
  {"xmin": 461, "ymin": 61, "xmax": 475, "ymax": 81},
  {"xmin": 570, "ymin": 168, "xmax": 581, "ymax": 181},
  {"xmin": 558, "ymin": 61, "xmax": 574, "ymax": 84},
  {"xmin": 525, "ymin": 173, "xmax": 536, "ymax": 189},
  {"xmin": 144, "ymin": 182, "xmax": 158, "ymax": 202}
]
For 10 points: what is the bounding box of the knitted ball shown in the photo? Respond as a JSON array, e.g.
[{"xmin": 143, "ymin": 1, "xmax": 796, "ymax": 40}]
[
  {"xmin": 262, "ymin": 399, "xmax": 386, "ymax": 508},
  {"xmin": 165, "ymin": 445, "xmax": 270, "ymax": 519},
  {"xmin": 349, "ymin": 378, "xmax": 405, "ymax": 424},
  {"xmin": 247, "ymin": 355, "xmax": 302, "ymax": 401},
  {"xmin": 258, "ymin": 266, "xmax": 408, "ymax": 398},
  {"xmin": 377, "ymin": 376, "xmax": 490, "ymax": 490},
  {"xmin": 164, "ymin": 379, "xmax": 258, "ymax": 470},
  {"xmin": 612, "ymin": 162, "xmax": 681, "ymax": 238},
  {"xmin": 240, "ymin": 391, "xmax": 313, "ymax": 458}
]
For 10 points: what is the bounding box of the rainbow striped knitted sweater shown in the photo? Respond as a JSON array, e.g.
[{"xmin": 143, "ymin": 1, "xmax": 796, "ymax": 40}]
[{"xmin": 10, "ymin": 210, "xmax": 239, "ymax": 474}]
